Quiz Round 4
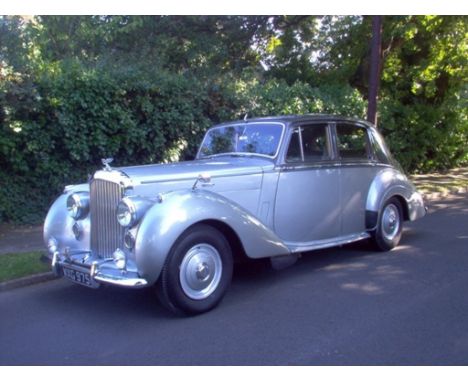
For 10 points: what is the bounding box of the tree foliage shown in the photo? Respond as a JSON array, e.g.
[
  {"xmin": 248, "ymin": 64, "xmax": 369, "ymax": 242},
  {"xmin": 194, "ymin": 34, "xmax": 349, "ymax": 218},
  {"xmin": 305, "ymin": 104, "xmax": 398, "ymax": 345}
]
[{"xmin": 0, "ymin": 15, "xmax": 466, "ymax": 223}]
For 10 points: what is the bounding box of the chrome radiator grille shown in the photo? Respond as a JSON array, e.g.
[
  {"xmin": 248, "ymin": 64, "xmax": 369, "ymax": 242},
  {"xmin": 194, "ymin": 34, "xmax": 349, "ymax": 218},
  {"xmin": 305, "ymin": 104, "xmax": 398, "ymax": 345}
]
[{"xmin": 90, "ymin": 179, "xmax": 125, "ymax": 258}]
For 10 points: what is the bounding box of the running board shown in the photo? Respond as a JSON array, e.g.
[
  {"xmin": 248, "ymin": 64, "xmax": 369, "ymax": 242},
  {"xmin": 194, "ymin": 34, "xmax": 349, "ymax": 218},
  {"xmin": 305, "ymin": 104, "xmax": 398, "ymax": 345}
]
[{"xmin": 285, "ymin": 232, "xmax": 371, "ymax": 254}]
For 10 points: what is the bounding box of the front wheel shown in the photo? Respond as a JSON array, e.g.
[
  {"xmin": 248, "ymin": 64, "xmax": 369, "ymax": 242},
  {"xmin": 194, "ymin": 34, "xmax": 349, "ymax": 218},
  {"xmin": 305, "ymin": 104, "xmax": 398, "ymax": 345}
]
[
  {"xmin": 372, "ymin": 197, "xmax": 403, "ymax": 251},
  {"xmin": 156, "ymin": 224, "xmax": 233, "ymax": 315}
]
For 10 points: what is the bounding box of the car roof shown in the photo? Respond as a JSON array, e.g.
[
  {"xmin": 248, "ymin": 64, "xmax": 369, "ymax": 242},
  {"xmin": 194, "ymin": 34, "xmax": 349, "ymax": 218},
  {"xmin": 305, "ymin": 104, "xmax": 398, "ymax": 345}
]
[{"xmin": 211, "ymin": 114, "xmax": 375, "ymax": 129}]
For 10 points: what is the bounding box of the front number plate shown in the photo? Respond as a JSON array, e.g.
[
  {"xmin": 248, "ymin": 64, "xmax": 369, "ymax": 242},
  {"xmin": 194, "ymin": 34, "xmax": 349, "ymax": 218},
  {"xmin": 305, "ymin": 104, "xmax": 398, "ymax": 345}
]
[{"xmin": 62, "ymin": 266, "xmax": 99, "ymax": 288}]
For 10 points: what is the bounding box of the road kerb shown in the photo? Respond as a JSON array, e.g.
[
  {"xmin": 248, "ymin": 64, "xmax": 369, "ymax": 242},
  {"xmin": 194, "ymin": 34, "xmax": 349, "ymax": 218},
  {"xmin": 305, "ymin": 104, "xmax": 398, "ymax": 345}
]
[{"xmin": 0, "ymin": 272, "xmax": 58, "ymax": 292}]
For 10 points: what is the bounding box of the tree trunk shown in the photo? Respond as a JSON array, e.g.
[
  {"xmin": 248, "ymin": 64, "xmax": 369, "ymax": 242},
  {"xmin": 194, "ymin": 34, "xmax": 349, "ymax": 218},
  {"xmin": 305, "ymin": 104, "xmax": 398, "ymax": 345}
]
[{"xmin": 367, "ymin": 16, "xmax": 383, "ymax": 126}]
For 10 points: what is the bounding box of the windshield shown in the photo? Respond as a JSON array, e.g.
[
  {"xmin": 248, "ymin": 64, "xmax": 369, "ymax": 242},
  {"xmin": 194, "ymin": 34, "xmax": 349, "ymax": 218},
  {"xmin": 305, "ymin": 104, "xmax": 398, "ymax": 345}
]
[{"xmin": 198, "ymin": 123, "xmax": 284, "ymax": 158}]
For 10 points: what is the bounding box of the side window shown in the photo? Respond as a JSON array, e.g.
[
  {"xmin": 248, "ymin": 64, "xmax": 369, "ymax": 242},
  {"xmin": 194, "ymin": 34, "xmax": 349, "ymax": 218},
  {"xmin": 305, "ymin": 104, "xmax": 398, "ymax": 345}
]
[
  {"xmin": 336, "ymin": 124, "xmax": 370, "ymax": 160},
  {"xmin": 302, "ymin": 124, "xmax": 329, "ymax": 160},
  {"xmin": 286, "ymin": 124, "xmax": 329, "ymax": 163},
  {"xmin": 370, "ymin": 130, "xmax": 391, "ymax": 164}
]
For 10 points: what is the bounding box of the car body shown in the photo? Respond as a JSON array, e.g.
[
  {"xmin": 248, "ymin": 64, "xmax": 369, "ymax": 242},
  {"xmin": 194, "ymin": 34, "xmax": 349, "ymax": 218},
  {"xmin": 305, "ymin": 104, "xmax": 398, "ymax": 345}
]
[{"xmin": 44, "ymin": 114, "xmax": 426, "ymax": 314}]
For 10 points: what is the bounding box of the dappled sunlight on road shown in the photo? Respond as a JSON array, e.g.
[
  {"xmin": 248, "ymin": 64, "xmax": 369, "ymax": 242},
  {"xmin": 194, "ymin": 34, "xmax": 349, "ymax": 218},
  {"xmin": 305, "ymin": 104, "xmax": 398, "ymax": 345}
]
[
  {"xmin": 426, "ymin": 195, "xmax": 468, "ymax": 213},
  {"xmin": 320, "ymin": 255, "xmax": 408, "ymax": 296},
  {"xmin": 372, "ymin": 265, "xmax": 406, "ymax": 277},
  {"xmin": 393, "ymin": 244, "xmax": 413, "ymax": 251},
  {"xmin": 322, "ymin": 262, "xmax": 368, "ymax": 272},
  {"xmin": 341, "ymin": 281, "xmax": 383, "ymax": 295}
]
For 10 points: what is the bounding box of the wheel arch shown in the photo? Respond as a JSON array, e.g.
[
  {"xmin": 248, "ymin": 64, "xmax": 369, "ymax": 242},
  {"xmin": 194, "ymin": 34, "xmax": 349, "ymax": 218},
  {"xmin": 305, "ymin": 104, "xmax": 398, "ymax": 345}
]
[{"xmin": 196, "ymin": 219, "xmax": 248, "ymax": 263}]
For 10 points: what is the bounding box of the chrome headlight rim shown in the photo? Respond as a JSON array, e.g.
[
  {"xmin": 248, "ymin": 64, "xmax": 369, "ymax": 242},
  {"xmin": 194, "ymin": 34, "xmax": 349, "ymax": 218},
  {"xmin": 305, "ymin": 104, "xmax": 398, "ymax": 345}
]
[
  {"xmin": 116, "ymin": 198, "xmax": 137, "ymax": 228},
  {"xmin": 67, "ymin": 192, "xmax": 89, "ymax": 220}
]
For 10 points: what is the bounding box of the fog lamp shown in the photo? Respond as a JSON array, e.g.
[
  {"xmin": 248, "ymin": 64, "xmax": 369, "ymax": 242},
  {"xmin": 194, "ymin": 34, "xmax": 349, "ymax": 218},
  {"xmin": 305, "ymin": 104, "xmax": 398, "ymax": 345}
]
[
  {"xmin": 72, "ymin": 221, "xmax": 83, "ymax": 240},
  {"xmin": 124, "ymin": 230, "xmax": 135, "ymax": 250}
]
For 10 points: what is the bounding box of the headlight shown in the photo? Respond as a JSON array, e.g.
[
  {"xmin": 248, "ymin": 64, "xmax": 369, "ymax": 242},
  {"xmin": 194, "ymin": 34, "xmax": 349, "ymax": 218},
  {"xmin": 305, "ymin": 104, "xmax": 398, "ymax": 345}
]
[
  {"xmin": 116, "ymin": 198, "xmax": 137, "ymax": 227},
  {"xmin": 67, "ymin": 192, "xmax": 89, "ymax": 220},
  {"xmin": 116, "ymin": 196, "xmax": 153, "ymax": 228}
]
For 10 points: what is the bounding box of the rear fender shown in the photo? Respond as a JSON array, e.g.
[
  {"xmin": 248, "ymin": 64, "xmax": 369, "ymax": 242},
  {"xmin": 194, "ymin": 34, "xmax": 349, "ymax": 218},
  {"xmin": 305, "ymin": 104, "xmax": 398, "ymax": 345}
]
[{"xmin": 366, "ymin": 168, "xmax": 426, "ymax": 230}]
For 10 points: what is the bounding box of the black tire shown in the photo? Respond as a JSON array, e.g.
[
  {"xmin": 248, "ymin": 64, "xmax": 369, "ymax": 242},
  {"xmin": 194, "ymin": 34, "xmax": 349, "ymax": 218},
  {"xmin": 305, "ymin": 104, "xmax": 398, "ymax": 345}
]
[
  {"xmin": 372, "ymin": 197, "xmax": 403, "ymax": 251},
  {"xmin": 156, "ymin": 224, "xmax": 233, "ymax": 315}
]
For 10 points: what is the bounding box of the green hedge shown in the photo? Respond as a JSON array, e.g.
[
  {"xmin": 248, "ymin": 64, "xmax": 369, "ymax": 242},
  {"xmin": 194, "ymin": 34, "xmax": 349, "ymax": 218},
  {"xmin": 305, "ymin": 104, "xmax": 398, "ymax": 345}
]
[
  {"xmin": 0, "ymin": 64, "xmax": 213, "ymax": 223},
  {"xmin": 0, "ymin": 62, "xmax": 466, "ymax": 224},
  {"xmin": 379, "ymin": 96, "xmax": 468, "ymax": 173}
]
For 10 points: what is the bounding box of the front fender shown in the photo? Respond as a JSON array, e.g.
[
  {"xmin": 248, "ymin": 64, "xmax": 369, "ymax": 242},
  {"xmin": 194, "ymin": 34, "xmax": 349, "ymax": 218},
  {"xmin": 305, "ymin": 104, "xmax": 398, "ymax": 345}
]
[
  {"xmin": 134, "ymin": 189, "xmax": 290, "ymax": 285},
  {"xmin": 43, "ymin": 185, "xmax": 90, "ymax": 255}
]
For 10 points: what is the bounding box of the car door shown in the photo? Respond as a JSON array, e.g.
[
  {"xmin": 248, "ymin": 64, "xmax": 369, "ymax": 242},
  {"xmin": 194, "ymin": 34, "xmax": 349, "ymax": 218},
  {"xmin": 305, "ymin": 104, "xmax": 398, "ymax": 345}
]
[
  {"xmin": 335, "ymin": 122, "xmax": 381, "ymax": 236},
  {"xmin": 273, "ymin": 123, "xmax": 341, "ymax": 244}
]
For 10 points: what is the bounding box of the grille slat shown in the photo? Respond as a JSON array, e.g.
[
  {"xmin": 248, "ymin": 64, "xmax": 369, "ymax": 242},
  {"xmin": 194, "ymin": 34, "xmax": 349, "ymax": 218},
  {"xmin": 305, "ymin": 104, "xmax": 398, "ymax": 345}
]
[{"xmin": 90, "ymin": 179, "xmax": 124, "ymax": 258}]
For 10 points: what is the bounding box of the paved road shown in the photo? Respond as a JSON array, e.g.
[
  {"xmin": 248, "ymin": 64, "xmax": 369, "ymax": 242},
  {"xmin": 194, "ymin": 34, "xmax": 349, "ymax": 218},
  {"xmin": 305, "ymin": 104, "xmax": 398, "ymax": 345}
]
[
  {"xmin": 1, "ymin": 196, "xmax": 467, "ymax": 365},
  {"xmin": 0, "ymin": 224, "xmax": 43, "ymax": 255}
]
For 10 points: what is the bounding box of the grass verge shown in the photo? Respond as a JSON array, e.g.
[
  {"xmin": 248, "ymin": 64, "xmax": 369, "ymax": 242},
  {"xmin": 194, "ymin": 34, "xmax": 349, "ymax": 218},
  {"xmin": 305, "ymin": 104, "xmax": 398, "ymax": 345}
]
[{"xmin": 0, "ymin": 251, "xmax": 51, "ymax": 283}]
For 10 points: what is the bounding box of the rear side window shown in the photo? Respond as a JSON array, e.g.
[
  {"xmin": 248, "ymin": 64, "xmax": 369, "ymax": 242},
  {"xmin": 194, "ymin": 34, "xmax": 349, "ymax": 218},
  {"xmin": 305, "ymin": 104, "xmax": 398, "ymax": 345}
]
[
  {"xmin": 370, "ymin": 130, "xmax": 391, "ymax": 164},
  {"xmin": 336, "ymin": 124, "xmax": 370, "ymax": 160},
  {"xmin": 286, "ymin": 124, "xmax": 330, "ymax": 163}
]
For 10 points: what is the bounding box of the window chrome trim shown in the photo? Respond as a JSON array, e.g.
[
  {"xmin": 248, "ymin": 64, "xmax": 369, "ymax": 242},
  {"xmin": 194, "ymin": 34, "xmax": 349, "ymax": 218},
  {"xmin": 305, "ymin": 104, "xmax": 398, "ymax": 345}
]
[{"xmin": 297, "ymin": 127, "xmax": 305, "ymax": 162}]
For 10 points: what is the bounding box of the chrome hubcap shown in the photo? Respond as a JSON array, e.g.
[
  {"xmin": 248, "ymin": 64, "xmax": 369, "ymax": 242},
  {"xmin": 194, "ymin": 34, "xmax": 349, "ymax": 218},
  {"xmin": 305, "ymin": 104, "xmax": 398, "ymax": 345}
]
[
  {"xmin": 382, "ymin": 204, "xmax": 400, "ymax": 241},
  {"xmin": 179, "ymin": 244, "xmax": 222, "ymax": 300}
]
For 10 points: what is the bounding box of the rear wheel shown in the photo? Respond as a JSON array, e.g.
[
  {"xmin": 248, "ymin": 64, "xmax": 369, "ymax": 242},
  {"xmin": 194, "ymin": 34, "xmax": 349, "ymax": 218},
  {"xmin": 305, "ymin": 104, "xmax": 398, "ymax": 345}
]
[
  {"xmin": 156, "ymin": 224, "xmax": 233, "ymax": 315},
  {"xmin": 372, "ymin": 197, "xmax": 403, "ymax": 251}
]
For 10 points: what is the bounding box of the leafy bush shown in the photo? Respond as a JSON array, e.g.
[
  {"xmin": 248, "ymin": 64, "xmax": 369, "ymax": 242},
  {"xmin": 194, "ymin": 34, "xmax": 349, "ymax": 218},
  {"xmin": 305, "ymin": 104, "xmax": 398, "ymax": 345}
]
[
  {"xmin": 0, "ymin": 63, "xmax": 212, "ymax": 223},
  {"xmin": 0, "ymin": 58, "xmax": 466, "ymax": 224},
  {"xmin": 0, "ymin": 61, "xmax": 371, "ymax": 223},
  {"xmin": 380, "ymin": 95, "xmax": 468, "ymax": 173}
]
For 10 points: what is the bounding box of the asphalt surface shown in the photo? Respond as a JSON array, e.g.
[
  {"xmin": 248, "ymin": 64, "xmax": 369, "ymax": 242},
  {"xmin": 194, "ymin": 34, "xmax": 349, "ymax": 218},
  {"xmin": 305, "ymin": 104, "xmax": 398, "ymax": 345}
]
[
  {"xmin": 1, "ymin": 196, "xmax": 467, "ymax": 365},
  {"xmin": 0, "ymin": 224, "xmax": 44, "ymax": 255}
]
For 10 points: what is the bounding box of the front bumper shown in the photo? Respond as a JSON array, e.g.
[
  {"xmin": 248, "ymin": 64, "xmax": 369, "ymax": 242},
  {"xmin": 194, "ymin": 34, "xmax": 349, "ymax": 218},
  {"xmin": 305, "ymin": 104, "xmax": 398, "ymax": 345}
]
[{"xmin": 51, "ymin": 250, "xmax": 148, "ymax": 289}]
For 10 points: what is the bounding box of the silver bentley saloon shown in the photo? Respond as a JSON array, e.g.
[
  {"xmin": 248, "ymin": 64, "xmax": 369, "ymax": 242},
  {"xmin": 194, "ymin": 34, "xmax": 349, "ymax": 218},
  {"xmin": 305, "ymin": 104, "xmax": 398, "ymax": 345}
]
[{"xmin": 44, "ymin": 115, "xmax": 426, "ymax": 315}]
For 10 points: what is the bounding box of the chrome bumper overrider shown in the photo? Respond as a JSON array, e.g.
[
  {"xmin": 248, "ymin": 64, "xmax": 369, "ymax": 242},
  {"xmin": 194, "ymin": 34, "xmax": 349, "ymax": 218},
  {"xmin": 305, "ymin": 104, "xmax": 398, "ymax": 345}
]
[
  {"xmin": 51, "ymin": 251, "xmax": 148, "ymax": 289},
  {"xmin": 408, "ymin": 191, "xmax": 427, "ymax": 221}
]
